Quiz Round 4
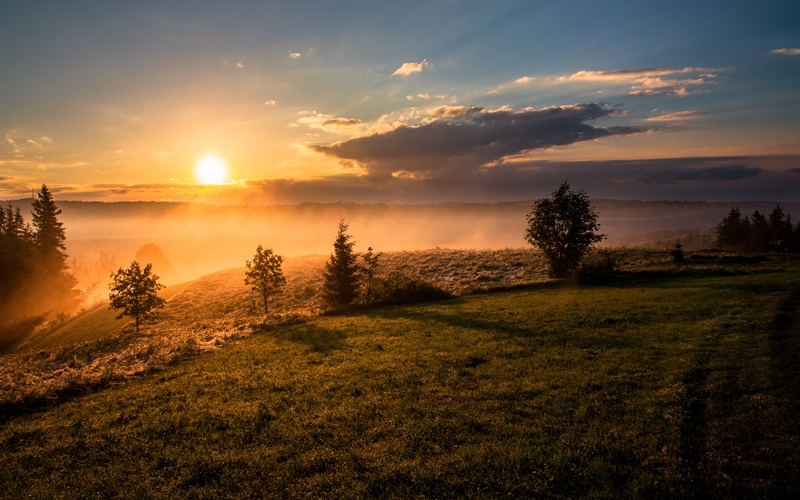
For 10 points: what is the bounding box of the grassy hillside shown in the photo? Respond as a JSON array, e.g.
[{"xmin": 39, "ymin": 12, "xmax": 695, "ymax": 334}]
[{"xmin": 1, "ymin": 251, "xmax": 798, "ymax": 497}]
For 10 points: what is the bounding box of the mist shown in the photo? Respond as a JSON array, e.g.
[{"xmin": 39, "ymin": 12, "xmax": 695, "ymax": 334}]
[{"xmin": 6, "ymin": 199, "xmax": 800, "ymax": 305}]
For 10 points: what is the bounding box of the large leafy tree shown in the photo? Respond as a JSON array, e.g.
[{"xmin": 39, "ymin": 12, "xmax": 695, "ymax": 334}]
[
  {"xmin": 244, "ymin": 245, "xmax": 287, "ymax": 320},
  {"xmin": 109, "ymin": 261, "xmax": 165, "ymax": 333},
  {"xmin": 525, "ymin": 181, "xmax": 605, "ymax": 278},
  {"xmin": 322, "ymin": 218, "xmax": 359, "ymax": 307}
]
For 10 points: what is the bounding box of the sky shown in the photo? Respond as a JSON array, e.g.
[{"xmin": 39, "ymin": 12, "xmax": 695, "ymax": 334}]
[{"xmin": 1, "ymin": 0, "xmax": 799, "ymax": 204}]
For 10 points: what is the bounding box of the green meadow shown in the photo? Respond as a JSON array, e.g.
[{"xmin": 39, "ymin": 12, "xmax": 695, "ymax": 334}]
[{"xmin": 1, "ymin": 254, "xmax": 799, "ymax": 498}]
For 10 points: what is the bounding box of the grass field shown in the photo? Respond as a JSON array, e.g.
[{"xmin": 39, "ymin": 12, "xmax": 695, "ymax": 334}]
[{"xmin": 1, "ymin": 251, "xmax": 799, "ymax": 497}]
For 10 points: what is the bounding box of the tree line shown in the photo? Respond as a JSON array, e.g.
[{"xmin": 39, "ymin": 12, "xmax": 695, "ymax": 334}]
[
  {"xmin": 0, "ymin": 185, "xmax": 80, "ymax": 331},
  {"xmin": 715, "ymin": 205, "xmax": 799, "ymax": 253},
  {"xmin": 20, "ymin": 180, "xmax": 799, "ymax": 336}
]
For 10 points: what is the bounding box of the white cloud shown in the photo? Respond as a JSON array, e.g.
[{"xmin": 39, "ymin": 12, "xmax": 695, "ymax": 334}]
[
  {"xmin": 771, "ymin": 48, "xmax": 800, "ymax": 56},
  {"xmin": 514, "ymin": 76, "xmax": 534, "ymax": 85},
  {"xmin": 296, "ymin": 113, "xmax": 366, "ymax": 134},
  {"xmin": 289, "ymin": 52, "xmax": 301, "ymax": 59},
  {"xmin": 264, "ymin": 100, "xmax": 277, "ymax": 106},
  {"xmin": 646, "ymin": 110, "xmax": 706, "ymax": 121},
  {"xmin": 392, "ymin": 59, "xmax": 428, "ymax": 77},
  {"xmin": 558, "ymin": 67, "xmax": 723, "ymax": 97}
]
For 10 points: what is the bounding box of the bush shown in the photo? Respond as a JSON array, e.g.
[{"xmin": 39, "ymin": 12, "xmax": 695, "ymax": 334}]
[
  {"xmin": 578, "ymin": 250, "xmax": 617, "ymax": 278},
  {"xmin": 370, "ymin": 272, "xmax": 452, "ymax": 305}
]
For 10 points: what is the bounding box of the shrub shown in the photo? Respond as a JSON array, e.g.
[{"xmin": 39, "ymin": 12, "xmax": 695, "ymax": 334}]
[{"xmin": 371, "ymin": 271, "xmax": 452, "ymax": 305}]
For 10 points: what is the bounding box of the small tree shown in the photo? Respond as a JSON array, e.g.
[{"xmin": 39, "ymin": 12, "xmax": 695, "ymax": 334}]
[
  {"xmin": 322, "ymin": 218, "xmax": 359, "ymax": 307},
  {"xmin": 360, "ymin": 246, "xmax": 382, "ymax": 303},
  {"xmin": 525, "ymin": 181, "xmax": 605, "ymax": 278},
  {"xmin": 670, "ymin": 240, "xmax": 685, "ymax": 265},
  {"xmin": 109, "ymin": 261, "xmax": 165, "ymax": 333},
  {"xmin": 244, "ymin": 245, "xmax": 286, "ymax": 320}
]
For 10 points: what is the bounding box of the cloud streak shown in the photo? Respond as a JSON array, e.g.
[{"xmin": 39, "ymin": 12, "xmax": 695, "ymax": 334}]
[
  {"xmin": 771, "ymin": 48, "xmax": 800, "ymax": 56},
  {"xmin": 312, "ymin": 104, "xmax": 643, "ymax": 180},
  {"xmin": 559, "ymin": 67, "xmax": 723, "ymax": 97},
  {"xmin": 646, "ymin": 110, "xmax": 706, "ymax": 122}
]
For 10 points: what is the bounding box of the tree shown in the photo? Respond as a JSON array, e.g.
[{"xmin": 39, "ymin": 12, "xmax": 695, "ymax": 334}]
[
  {"xmin": 749, "ymin": 210, "xmax": 770, "ymax": 252},
  {"xmin": 715, "ymin": 208, "xmax": 750, "ymax": 250},
  {"xmin": 322, "ymin": 218, "xmax": 359, "ymax": 307},
  {"xmin": 244, "ymin": 245, "xmax": 286, "ymax": 320},
  {"xmin": 768, "ymin": 205, "xmax": 792, "ymax": 243},
  {"xmin": 524, "ymin": 181, "xmax": 605, "ymax": 278},
  {"xmin": 31, "ymin": 184, "xmax": 67, "ymax": 270},
  {"xmin": 135, "ymin": 243, "xmax": 176, "ymax": 281},
  {"xmin": 108, "ymin": 261, "xmax": 165, "ymax": 333},
  {"xmin": 360, "ymin": 246, "xmax": 382, "ymax": 303}
]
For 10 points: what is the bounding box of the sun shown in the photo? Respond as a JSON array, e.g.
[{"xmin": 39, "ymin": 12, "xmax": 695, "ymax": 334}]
[{"xmin": 195, "ymin": 155, "xmax": 229, "ymax": 184}]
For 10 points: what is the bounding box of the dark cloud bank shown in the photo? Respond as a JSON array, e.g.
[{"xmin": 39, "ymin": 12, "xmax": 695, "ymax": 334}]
[
  {"xmin": 292, "ymin": 104, "xmax": 797, "ymax": 203},
  {"xmin": 313, "ymin": 104, "xmax": 641, "ymax": 180},
  {"xmin": 242, "ymin": 156, "xmax": 796, "ymax": 204}
]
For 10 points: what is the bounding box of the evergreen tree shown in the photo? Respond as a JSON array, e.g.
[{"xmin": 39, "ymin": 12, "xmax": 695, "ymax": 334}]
[
  {"xmin": 31, "ymin": 184, "xmax": 67, "ymax": 269},
  {"xmin": 768, "ymin": 205, "xmax": 792, "ymax": 243},
  {"xmin": 749, "ymin": 210, "xmax": 770, "ymax": 252},
  {"xmin": 322, "ymin": 218, "xmax": 359, "ymax": 307},
  {"xmin": 360, "ymin": 246, "xmax": 382, "ymax": 303},
  {"xmin": 715, "ymin": 208, "xmax": 750, "ymax": 250}
]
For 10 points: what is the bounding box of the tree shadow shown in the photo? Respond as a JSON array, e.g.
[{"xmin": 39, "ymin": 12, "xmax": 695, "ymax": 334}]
[{"xmin": 272, "ymin": 323, "xmax": 347, "ymax": 353}]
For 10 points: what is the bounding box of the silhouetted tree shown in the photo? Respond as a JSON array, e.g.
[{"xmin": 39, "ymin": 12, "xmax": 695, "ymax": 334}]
[
  {"xmin": 109, "ymin": 261, "xmax": 165, "ymax": 333},
  {"xmin": 135, "ymin": 243, "xmax": 175, "ymax": 281},
  {"xmin": 360, "ymin": 246, "xmax": 382, "ymax": 303},
  {"xmin": 244, "ymin": 245, "xmax": 286, "ymax": 320},
  {"xmin": 670, "ymin": 240, "xmax": 686, "ymax": 264},
  {"xmin": 31, "ymin": 184, "xmax": 67, "ymax": 270},
  {"xmin": 768, "ymin": 205, "xmax": 793, "ymax": 243},
  {"xmin": 31, "ymin": 185, "xmax": 79, "ymax": 312},
  {"xmin": 749, "ymin": 210, "xmax": 769, "ymax": 252},
  {"xmin": 322, "ymin": 218, "xmax": 359, "ymax": 307},
  {"xmin": 525, "ymin": 181, "xmax": 605, "ymax": 278},
  {"xmin": 715, "ymin": 208, "xmax": 750, "ymax": 250}
]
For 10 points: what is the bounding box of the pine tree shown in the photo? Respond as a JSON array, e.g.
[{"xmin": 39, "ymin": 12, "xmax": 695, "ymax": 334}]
[
  {"xmin": 322, "ymin": 218, "xmax": 359, "ymax": 307},
  {"xmin": 31, "ymin": 184, "xmax": 67, "ymax": 269},
  {"xmin": 715, "ymin": 208, "xmax": 750, "ymax": 250}
]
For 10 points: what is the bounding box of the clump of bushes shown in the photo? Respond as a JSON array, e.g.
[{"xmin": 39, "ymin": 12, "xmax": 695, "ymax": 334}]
[
  {"xmin": 579, "ymin": 250, "xmax": 617, "ymax": 278},
  {"xmin": 369, "ymin": 271, "xmax": 452, "ymax": 305}
]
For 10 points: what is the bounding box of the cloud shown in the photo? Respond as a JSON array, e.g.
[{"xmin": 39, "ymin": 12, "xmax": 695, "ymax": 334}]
[
  {"xmin": 646, "ymin": 110, "xmax": 706, "ymax": 122},
  {"xmin": 296, "ymin": 113, "xmax": 366, "ymax": 134},
  {"xmin": 559, "ymin": 67, "xmax": 722, "ymax": 97},
  {"xmin": 264, "ymin": 100, "xmax": 277, "ymax": 106},
  {"xmin": 630, "ymin": 164, "xmax": 761, "ymax": 184},
  {"xmin": 392, "ymin": 59, "xmax": 428, "ymax": 77},
  {"xmin": 312, "ymin": 104, "xmax": 644, "ymax": 180},
  {"xmin": 289, "ymin": 52, "xmax": 301, "ymax": 59},
  {"xmin": 513, "ymin": 76, "xmax": 534, "ymax": 85},
  {"xmin": 771, "ymin": 48, "xmax": 800, "ymax": 56}
]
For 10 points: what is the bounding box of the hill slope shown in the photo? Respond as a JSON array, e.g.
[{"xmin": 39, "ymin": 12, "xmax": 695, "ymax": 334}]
[{"xmin": 1, "ymin": 254, "xmax": 798, "ymax": 497}]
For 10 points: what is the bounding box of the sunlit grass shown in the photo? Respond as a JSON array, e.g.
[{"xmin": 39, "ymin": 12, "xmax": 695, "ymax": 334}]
[{"xmin": 1, "ymin": 252, "xmax": 798, "ymax": 496}]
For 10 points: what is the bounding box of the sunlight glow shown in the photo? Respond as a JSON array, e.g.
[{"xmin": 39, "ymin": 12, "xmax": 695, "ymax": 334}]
[{"xmin": 195, "ymin": 155, "xmax": 229, "ymax": 184}]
